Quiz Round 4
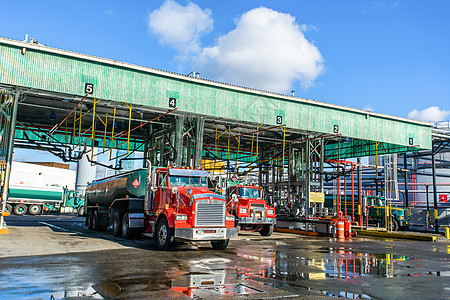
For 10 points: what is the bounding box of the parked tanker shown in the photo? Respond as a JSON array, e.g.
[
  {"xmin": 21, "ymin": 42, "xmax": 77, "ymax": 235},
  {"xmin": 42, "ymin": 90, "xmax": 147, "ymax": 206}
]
[
  {"xmin": 6, "ymin": 185, "xmax": 84, "ymax": 216},
  {"xmin": 227, "ymin": 184, "xmax": 276, "ymax": 236},
  {"xmin": 85, "ymin": 165, "xmax": 238, "ymax": 250}
]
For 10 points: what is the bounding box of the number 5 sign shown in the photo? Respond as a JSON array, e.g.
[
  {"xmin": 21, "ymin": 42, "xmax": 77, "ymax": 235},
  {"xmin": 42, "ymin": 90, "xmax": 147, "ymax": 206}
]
[{"xmin": 85, "ymin": 83, "xmax": 94, "ymax": 95}]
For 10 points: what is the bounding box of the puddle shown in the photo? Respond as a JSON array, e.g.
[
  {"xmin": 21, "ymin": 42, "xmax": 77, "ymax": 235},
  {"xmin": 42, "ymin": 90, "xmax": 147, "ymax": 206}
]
[
  {"xmin": 235, "ymin": 246, "xmax": 449, "ymax": 281},
  {"xmin": 320, "ymin": 290, "xmax": 372, "ymax": 299},
  {"xmin": 171, "ymin": 274, "xmax": 264, "ymax": 298}
]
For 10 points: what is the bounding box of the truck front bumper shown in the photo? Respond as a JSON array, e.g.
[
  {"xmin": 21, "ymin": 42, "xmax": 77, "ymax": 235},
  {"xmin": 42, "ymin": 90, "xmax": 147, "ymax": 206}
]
[
  {"xmin": 238, "ymin": 217, "xmax": 276, "ymax": 225},
  {"xmin": 174, "ymin": 227, "xmax": 238, "ymax": 241}
]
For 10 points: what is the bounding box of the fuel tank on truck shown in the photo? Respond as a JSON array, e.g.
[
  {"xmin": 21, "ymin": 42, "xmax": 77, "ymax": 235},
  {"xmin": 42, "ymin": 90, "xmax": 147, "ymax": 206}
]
[{"xmin": 85, "ymin": 169, "xmax": 148, "ymax": 207}]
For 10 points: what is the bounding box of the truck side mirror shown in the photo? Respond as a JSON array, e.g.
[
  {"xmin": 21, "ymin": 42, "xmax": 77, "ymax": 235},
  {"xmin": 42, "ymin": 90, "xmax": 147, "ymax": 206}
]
[
  {"xmin": 232, "ymin": 194, "xmax": 238, "ymax": 202},
  {"xmin": 150, "ymin": 186, "xmax": 157, "ymax": 192}
]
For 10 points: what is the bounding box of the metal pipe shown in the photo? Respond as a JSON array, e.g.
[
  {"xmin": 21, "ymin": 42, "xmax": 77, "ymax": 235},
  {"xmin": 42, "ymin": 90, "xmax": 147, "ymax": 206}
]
[
  {"xmin": 404, "ymin": 153, "xmax": 409, "ymax": 208},
  {"xmin": 426, "ymin": 185, "xmax": 429, "ymax": 230},
  {"xmin": 49, "ymin": 93, "xmax": 88, "ymax": 134},
  {"xmin": 144, "ymin": 160, "xmax": 152, "ymax": 215},
  {"xmin": 431, "ymin": 148, "xmax": 439, "ymax": 233}
]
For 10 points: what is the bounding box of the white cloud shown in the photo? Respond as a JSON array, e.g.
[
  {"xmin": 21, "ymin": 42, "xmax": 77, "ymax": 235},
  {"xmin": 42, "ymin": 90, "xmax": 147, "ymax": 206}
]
[
  {"xmin": 105, "ymin": 9, "xmax": 113, "ymax": 16},
  {"xmin": 195, "ymin": 7, "xmax": 324, "ymax": 93},
  {"xmin": 363, "ymin": 105, "xmax": 374, "ymax": 112},
  {"xmin": 148, "ymin": 1, "xmax": 213, "ymax": 53},
  {"xmin": 408, "ymin": 106, "xmax": 449, "ymax": 122}
]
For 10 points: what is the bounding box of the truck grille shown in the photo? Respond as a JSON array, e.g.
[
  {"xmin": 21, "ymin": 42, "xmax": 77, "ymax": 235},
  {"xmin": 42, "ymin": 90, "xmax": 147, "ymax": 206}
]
[{"xmin": 195, "ymin": 201, "xmax": 225, "ymax": 227}]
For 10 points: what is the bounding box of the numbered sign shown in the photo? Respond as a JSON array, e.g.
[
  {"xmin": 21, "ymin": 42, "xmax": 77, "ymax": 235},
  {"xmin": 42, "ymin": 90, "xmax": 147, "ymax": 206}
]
[
  {"xmin": 169, "ymin": 97, "xmax": 177, "ymax": 108},
  {"xmin": 333, "ymin": 125, "xmax": 339, "ymax": 133},
  {"xmin": 85, "ymin": 83, "xmax": 94, "ymax": 95},
  {"xmin": 276, "ymin": 116, "xmax": 282, "ymax": 125},
  {"xmin": 409, "ymin": 138, "xmax": 414, "ymax": 145}
]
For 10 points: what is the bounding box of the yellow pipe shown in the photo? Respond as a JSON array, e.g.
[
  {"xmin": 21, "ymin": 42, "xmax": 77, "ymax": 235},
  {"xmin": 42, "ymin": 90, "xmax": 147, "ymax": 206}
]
[
  {"xmin": 110, "ymin": 107, "xmax": 117, "ymax": 160},
  {"xmin": 227, "ymin": 126, "xmax": 231, "ymax": 161},
  {"xmin": 91, "ymin": 98, "xmax": 102, "ymax": 161},
  {"xmin": 103, "ymin": 114, "xmax": 108, "ymax": 151},
  {"xmin": 215, "ymin": 128, "xmax": 218, "ymax": 157},
  {"xmin": 250, "ymin": 131, "xmax": 254, "ymax": 164},
  {"xmin": 78, "ymin": 102, "xmax": 83, "ymax": 146},
  {"xmin": 256, "ymin": 123, "xmax": 262, "ymax": 157},
  {"xmin": 125, "ymin": 102, "xmax": 132, "ymax": 153},
  {"xmin": 72, "ymin": 107, "xmax": 76, "ymax": 147}
]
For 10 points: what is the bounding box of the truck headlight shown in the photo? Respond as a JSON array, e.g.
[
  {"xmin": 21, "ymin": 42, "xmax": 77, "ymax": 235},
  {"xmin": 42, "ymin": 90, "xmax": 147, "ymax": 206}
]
[
  {"xmin": 226, "ymin": 215, "xmax": 235, "ymax": 221},
  {"xmin": 267, "ymin": 209, "xmax": 275, "ymax": 215},
  {"xmin": 175, "ymin": 214, "xmax": 188, "ymax": 221},
  {"xmin": 239, "ymin": 208, "xmax": 247, "ymax": 214}
]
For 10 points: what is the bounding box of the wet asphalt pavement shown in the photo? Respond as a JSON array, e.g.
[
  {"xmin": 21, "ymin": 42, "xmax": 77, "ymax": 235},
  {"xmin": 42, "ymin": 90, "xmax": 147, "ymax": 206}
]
[{"xmin": 0, "ymin": 215, "xmax": 449, "ymax": 299}]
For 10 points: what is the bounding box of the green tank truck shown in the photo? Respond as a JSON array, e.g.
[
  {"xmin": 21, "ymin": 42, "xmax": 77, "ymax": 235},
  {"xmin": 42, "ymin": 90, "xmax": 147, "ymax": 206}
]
[{"xmin": 6, "ymin": 185, "xmax": 85, "ymax": 216}]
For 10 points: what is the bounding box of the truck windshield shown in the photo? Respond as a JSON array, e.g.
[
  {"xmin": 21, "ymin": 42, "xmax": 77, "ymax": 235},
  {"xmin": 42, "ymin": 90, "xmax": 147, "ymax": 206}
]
[
  {"xmin": 237, "ymin": 187, "xmax": 261, "ymax": 199},
  {"xmin": 169, "ymin": 176, "xmax": 207, "ymax": 187}
]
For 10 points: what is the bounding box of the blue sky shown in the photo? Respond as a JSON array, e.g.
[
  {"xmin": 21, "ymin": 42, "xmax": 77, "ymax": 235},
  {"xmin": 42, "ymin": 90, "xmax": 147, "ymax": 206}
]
[{"xmin": 2, "ymin": 0, "xmax": 450, "ymax": 163}]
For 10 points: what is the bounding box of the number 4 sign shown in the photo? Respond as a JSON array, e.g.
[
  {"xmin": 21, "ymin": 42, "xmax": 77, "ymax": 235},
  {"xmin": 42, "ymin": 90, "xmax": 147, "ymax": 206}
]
[{"xmin": 169, "ymin": 97, "xmax": 177, "ymax": 108}]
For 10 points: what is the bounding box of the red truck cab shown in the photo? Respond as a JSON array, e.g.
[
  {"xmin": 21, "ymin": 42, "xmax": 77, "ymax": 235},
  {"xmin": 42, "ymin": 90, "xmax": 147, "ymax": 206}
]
[
  {"xmin": 227, "ymin": 185, "xmax": 276, "ymax": 236},
  {"xmin": 147, "ymin": 167, "xmax": 238, "ymax": 250}
]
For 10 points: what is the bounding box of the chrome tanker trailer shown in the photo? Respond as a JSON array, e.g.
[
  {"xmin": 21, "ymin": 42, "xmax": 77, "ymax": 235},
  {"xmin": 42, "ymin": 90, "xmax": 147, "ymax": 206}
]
[{"xmin": 85, "ymin": 166, "xmax": 238, "ymax": 250}]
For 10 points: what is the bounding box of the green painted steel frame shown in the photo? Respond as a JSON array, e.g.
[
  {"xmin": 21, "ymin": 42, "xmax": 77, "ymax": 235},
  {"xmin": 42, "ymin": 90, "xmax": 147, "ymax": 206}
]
[{"xmin": 0, "ymin": 38, "xmax": 432, "ymax": 154}]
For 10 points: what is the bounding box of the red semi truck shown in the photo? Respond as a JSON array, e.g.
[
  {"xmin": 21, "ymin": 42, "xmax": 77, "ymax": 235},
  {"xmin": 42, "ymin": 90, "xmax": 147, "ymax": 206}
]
[
  {"xmin": 85, "ymin": 165, "xmax": 238, "ymax": 250},
  {"xmin": 227, "ymin": 185, "xmax": 276, "ymax": 236}
]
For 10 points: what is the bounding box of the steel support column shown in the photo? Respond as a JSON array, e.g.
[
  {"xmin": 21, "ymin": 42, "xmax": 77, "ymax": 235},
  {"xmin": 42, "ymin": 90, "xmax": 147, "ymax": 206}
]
[
  {"xmin": 193, "ymin": 117, "xmax": 204, "ymax": 169},
  {"xmin": 174, "ymin": 115, "xmax": 185, "ymax": 167},
  {"xmin": 1, "ymin": 89, "xmax": 19, "ymax": 232},
  {"xmin": 305, "ymin": 138, "xmax": 311, "ymax": 219}
]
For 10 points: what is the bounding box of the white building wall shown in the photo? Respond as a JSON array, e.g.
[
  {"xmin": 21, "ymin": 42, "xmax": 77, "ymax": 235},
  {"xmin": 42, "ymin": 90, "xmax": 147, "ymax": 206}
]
[{"xmin": 10, "ymin": 161, "xmax": 76, "ymax": 189}]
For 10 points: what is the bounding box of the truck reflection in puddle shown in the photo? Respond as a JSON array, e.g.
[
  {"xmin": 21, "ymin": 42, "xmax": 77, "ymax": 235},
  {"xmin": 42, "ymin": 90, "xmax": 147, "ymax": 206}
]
[
  {"xmin": 171, "ymin": 274, "xmax": 264, "ymax": 298},
  {"xmin": 170, "ymin": 257, "xmax": 265, "ymax": 298}
]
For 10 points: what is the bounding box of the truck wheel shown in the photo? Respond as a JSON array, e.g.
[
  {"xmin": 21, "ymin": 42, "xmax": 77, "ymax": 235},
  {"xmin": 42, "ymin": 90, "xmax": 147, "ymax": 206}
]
[
  {"xmin": 259, "ymin": 224, "xmax": 274, "ymax": 236},
  {"xmin": 121, "ymin": 213, "xmax": 136, "ymax": 239},
  {"xmin": 86, "ymin": 211, "xmax": 93, "ymax": 229},
  {"xmin": 390, "ymin": 219, "xmax": 399, "ymax": 231},
  {"xmin": 29, "ymin": 205, "xmax": 41, "ymax": 215},
  {"xmin": 77, "ymin": 206, "xmax": 85, "ymax": 217},
  {"xmin": 113, "ymin": 212, "xmax": 122, "ymax": 237},
  {"xmin": 92, "ymin": 210, "xmax": 106, "ymax": 231},
  {"xmin": 14, "ymin": 204, "xmax": 27, "ymax": 216},
  {"xmin": 156, "ymin": 218, "xmax": 174, "ymax": 250},
  {"xmin": 211, "ymin": 239, "xmax": 229, "ymax": 250},
  {"xmin": 5, "ymin": 204, "xmax": 12, "ymax": 212}
]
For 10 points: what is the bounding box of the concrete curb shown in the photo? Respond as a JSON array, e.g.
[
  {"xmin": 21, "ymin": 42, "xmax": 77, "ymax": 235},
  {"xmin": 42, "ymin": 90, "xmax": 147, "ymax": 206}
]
[
  {"xmin": 354, "ymin": 229, "xmax": 436, "ymax": 242},
  {"xmin": 274, "ymin": 228, "xmax": 323, "ymax": 236}
]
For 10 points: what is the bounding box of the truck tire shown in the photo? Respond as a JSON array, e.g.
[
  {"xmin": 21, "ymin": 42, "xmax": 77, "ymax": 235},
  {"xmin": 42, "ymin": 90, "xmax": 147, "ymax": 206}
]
[
  {"xmin": 390, "ymin": 219, "xmax": 399, "ymax": 231},
  {"xmin": 77, "ymin": 206, "xmax": 85, "ymax": 217},
  {"xmin": 5, "ymin": 204, "xmax": 12, "ymax": 212},
  {"xmin": 121, "ymin": 213, "xmax": 136, "ymax": 239},
  {"xmin": 86, "ymin": 211, "xmax": 93, "ymax": 229},
  {"xmin": 92, "ymin": 210, "xmax": 106, "ymax": 231},
  {"xmin": 211, "ymin": 239, "xmax": 229, "ymax": 250},
  {"xmin": 156, "ymin": 218, "xmax": 174, "ymax": 250},
  {"xmin": 14, "ymin": 204, "xmax": 27, "ymax": 216},
  {"xmin": 113, "ymin": 212, "xmax": 122, "ymax": 237},
  {"xmin": 29, "ymin": 205, "xmax": 41, "ymax": 215},
  {"xmin": 259, "ymin": 224, "xmax": 274, "ymax": 236}
]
